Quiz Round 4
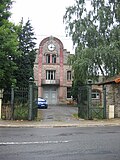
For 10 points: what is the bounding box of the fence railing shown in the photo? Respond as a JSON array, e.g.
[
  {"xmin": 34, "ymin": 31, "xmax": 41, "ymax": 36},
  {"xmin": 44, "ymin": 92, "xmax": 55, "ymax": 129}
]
[
  {"xmin": 1, "ymin": 81, "xmax": 38, "ymax": 120},
  {"xmin": 78, "ymin": 84, "xmax": 106, "ymax": 120}
]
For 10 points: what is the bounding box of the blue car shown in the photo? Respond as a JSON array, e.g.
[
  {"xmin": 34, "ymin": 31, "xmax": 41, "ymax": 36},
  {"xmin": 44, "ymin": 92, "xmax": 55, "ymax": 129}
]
[{"xmin": 37, "ymin": 97, "xmax": 48, "ymax": 109}]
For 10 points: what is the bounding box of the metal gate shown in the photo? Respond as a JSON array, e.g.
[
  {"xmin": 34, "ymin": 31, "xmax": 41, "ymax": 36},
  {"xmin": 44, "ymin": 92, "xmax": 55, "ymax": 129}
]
[
  {"xmin": 2, "ymin": 87, "xmax": 29, "ymax": 120},
  {"xmin": 2, "ymin": 89, "xmax": 11, "ymax": 120},
  {"xmin": 2, "ymin": 83, "xmax": 38, "ymax": 120},
  {"xmin": 14, "ymin": 87, "xmax": 29, "ymax": 120},
  {"xmin": 78, "ymin": 84, "xmax": 106, "ymax": 119},
  {"xmin": 78, "ymin": 85, "xmax": 89, "ymax": 119}
]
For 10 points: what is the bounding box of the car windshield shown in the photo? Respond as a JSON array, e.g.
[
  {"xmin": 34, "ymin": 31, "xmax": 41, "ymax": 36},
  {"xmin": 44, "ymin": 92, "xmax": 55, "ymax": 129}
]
[{"xmin": 38, "ymin": 98, "xmax": 46, "ymax": 101}]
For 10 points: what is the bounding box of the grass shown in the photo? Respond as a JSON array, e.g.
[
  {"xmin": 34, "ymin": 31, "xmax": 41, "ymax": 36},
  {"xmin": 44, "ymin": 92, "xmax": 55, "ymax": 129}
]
[
  {"xmin": 14, "ymin": 103, "xmax": 28, "ymax": 120},
  {"xmin": 72, "ymin": 113, "xmax": 79, "ymax": 119}
]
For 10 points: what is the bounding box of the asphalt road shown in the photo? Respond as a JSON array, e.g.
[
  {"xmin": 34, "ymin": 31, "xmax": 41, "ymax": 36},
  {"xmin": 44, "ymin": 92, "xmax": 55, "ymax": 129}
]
[{"xmin": 0, "ymin": 126, "xmax": 120, "ymax": 160}]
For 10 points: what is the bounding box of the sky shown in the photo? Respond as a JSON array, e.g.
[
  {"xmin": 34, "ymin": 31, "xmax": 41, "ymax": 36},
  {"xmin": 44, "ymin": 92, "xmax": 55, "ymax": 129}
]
[{"xmin": 10, "ymin": 0, "xmax": 75, "ymax": 53}]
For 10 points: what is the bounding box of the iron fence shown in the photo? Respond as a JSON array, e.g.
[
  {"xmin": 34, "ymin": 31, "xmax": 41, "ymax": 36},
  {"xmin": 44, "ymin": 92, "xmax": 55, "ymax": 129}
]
[
  {"xmin": 2, "ymin": 90, "xmax": 11, "ymax": 120},
  {"xmin": 78, "ymin": 84, "xmax": 106, "ymax": 120},
  {"xmin": 1, "ymin": 83, "xmax": 38, "ymax": 120}
]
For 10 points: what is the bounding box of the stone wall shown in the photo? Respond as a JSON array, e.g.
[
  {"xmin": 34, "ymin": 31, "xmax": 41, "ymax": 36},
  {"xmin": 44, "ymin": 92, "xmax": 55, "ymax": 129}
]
[{"xmin": 106, "ymin": 83, "xmax": 120, "ymax": 118}]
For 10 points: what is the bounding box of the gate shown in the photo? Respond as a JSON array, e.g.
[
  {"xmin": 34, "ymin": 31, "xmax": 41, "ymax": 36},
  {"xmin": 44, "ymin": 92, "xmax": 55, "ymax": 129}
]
[
  {"xmin": 78, "ymin": 84, "xmax": 106, "ymax": 119},
  {"xmin": 2, "ymin": 89, "xmax": 11, "ymax": 120},
  {"xmin": 2, "ymin": 83, "xmax": 38, "ymax": 120},
  {"xmin": 78, "ymin": 85, "xmax": 88, "ymax": 119},
  {"xmin": 14, "ymin": 87, "xmax": 29, "ymax": 120},
  {"xmin": 2, "ymin": 87, "xmax": 29, "ymax": 120}
]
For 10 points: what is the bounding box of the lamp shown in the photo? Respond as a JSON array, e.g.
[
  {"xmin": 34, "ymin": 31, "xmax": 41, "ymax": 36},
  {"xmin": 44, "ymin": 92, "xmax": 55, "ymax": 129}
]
[{"xmin": 87, "ymin": 79, "xmax": 93, "ymax": 85}]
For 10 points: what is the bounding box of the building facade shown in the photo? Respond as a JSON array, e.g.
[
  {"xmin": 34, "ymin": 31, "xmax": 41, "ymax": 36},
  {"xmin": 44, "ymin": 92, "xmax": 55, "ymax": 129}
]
[{"xmin": 34, "ymin": 36, "xmax": 72, "ymax": 105}]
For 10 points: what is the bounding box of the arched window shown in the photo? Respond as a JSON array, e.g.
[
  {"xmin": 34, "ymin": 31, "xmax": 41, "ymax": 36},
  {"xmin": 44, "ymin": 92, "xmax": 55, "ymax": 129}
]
[
  {"xmin": 67, "ymin": 71, "xmax": 71, "ymax": 81},
  {"xmin": 52, "ymin": 54, "xmax": 56, "ymax": 63},
  {"xmin": 46, "ymin": 54, "xmax": 50, "ymax": 63}
]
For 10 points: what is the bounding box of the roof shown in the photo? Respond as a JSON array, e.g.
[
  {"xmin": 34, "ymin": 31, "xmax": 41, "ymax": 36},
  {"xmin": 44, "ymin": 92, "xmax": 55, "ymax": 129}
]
[{"xmin": 98, "ymin": 73, "xmax": 120, "ymax": 85}]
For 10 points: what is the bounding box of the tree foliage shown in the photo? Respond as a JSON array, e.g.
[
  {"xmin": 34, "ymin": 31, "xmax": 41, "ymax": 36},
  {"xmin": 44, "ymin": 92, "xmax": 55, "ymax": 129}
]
[
  {"xmin": 14, "ymin": 18, "xmax": 37, "ymax": 87},
  {"xmin": 64, "ymin": 0, "xmax": 120, "ymax": 84},
  {"xmin": 0, "ymin": 0, "xmax": 13, "ymax": 26},
  {"xmin": 0, "ymin": 0, "xmax": 20, "ymax": 89},
  {"xmin": 0, "ymin": 1, "xmax": 37, "ymax": 89}
]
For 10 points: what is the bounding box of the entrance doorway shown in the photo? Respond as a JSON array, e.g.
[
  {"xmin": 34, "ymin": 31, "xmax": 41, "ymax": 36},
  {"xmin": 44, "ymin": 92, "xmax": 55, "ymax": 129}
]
[{"xmin": 43, "ymin": 86, "xmax": 58, "ymax": 105}]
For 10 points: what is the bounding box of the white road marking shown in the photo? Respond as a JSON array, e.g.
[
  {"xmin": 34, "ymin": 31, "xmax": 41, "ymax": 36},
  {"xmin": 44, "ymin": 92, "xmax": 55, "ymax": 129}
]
[{"xmin": 0, "ymin": 140, "xmax": 69, "ymax": 145}]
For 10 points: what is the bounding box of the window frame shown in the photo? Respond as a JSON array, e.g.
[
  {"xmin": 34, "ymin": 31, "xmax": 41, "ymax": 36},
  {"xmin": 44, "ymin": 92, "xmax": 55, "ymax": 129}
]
[
  {"xmin": 46, "ymin": 54, "xmax": 50, "ymax": 63},
  {"xmin": 46, "ymin": 70, "xmax": 56, "ymax": 80},
  {"xmin": 67, "ymin": 71, "xmax": 72, "ymax": 81},
  {"xmin": 92, "ymin": 90, "xmax": 100, "ymax": 100},
  {"xmin": 67, "ymin": 87, "xmax": 72, "ymax": 98},
  {"xmin": 52, "ymin": 54, "xmax": 56, "ymax": 64}
]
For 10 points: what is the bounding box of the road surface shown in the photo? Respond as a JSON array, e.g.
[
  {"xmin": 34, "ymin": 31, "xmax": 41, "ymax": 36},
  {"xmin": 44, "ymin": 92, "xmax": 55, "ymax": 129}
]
[{"xmin": 0, "ymin": 126, "xmax": 120, "ymax": 160}]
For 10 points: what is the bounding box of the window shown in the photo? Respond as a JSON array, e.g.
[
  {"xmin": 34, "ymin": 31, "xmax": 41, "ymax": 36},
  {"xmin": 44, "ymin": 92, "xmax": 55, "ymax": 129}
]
[
  {"xmin": 46, "ymin": 54, "xmax": 50, "ymax": 63},
  {"xmin": 46, "ymin": 70, "xmax": 55, "ymax": 80},
  {"xmin": 92, "ymin": 90, "xmax": 100, "ymax": 99},
  {"xmin": 67, "ymin": 87, "xmax": 71, "ymax": 98},
  {"xmin": 52, "ymin": 54, "xmax": 56, "ymax": 63},
  {"xmin": 67, "ymin": 71, "xmax": 71, "ymax": 81}
]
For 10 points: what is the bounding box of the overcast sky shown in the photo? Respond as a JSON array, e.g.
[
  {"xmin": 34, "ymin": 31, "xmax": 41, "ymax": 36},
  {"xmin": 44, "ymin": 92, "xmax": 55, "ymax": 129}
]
[{"xmin": 10, "ymin": 0, "xmax": 75, "ymax": 53}]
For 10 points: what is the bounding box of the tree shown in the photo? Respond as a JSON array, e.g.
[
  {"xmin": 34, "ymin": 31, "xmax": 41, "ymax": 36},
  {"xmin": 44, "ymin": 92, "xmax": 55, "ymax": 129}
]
[
  {"xmin": 14, "ymin": 18, "xmax": 37, "ymax": 87},
  {"xmin": 64, "ymin": 0, "xmax": 120, "ymax": 85},
  {"xmin": 0, "ymin": 0, "xmax": 20, "ymax": 89},
  {"xmin": 0, "ymin": 0, "xmax": 13, "ymax": 26}
]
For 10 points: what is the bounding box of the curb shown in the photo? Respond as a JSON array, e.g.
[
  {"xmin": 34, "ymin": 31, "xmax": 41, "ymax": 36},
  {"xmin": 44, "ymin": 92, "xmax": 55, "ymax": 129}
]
[{"xmin": 0, "ymin": 120, "xmax": 120, "ymax": 128}]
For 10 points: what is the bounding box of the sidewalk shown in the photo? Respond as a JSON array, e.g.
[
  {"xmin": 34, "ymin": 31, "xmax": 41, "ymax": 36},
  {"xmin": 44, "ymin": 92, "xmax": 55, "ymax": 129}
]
[{"xmin": 0, "ymin": 118, "xmax": 120, "ymax": 128}]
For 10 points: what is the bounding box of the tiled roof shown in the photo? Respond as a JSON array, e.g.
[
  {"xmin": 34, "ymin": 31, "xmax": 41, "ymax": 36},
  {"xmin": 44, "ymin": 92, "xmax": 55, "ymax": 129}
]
[{"xmin": 98, "ymin": 73, "xmax": 120, "ymax": 85}]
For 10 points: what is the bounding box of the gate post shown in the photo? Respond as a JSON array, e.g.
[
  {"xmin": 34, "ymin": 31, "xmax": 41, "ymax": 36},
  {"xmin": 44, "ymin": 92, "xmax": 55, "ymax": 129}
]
[
  {"xmin": 78, "ymin": 86, "xmax": 81, "ymax": 118},
  {"xmin": 11, "ymin": 85, "xmax": 14, "ymax": 120},
  {"xmin": 28, "ymin": 77, "xmax": 34, "ymax": 120},
  {"xmin": 78, "ymin": 85, "xmax": 89, "ymax": 119},
  {"xmin": 0, "ymin": 89, "xmax": 3, "ymax": 119},
  {"xmin": 87, "ymin": 79, "xmax": 92, "ymax": 119},
  {"xmin": 103, "ymin": 85, "xmax": 106, "ymax": 119}
]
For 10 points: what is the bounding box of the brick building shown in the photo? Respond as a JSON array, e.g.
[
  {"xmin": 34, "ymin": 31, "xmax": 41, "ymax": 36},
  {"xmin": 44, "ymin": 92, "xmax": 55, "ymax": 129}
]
[{"xmin": 34, "ymin": 36, "xmax": 72, "ymax": 105}]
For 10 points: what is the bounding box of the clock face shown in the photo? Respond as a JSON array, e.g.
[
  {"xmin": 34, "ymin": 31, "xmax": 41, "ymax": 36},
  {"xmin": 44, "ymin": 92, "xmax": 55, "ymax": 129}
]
[{"xmin": 48, "ymin": 43, "xmax": 55, "ymax": 51}]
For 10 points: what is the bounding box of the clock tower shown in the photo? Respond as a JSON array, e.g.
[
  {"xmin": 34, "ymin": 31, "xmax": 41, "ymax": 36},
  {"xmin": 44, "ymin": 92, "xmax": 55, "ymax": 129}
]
[{"xmin": 34, "ymin": 36, "xmax": 72, "ymax": 105}]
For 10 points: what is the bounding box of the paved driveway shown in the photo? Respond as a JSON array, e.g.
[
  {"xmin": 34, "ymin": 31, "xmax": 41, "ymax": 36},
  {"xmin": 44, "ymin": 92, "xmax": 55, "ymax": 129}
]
[{"xmin": 38, "ymin": 105, "xmax": 78, "ymax": 122}]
